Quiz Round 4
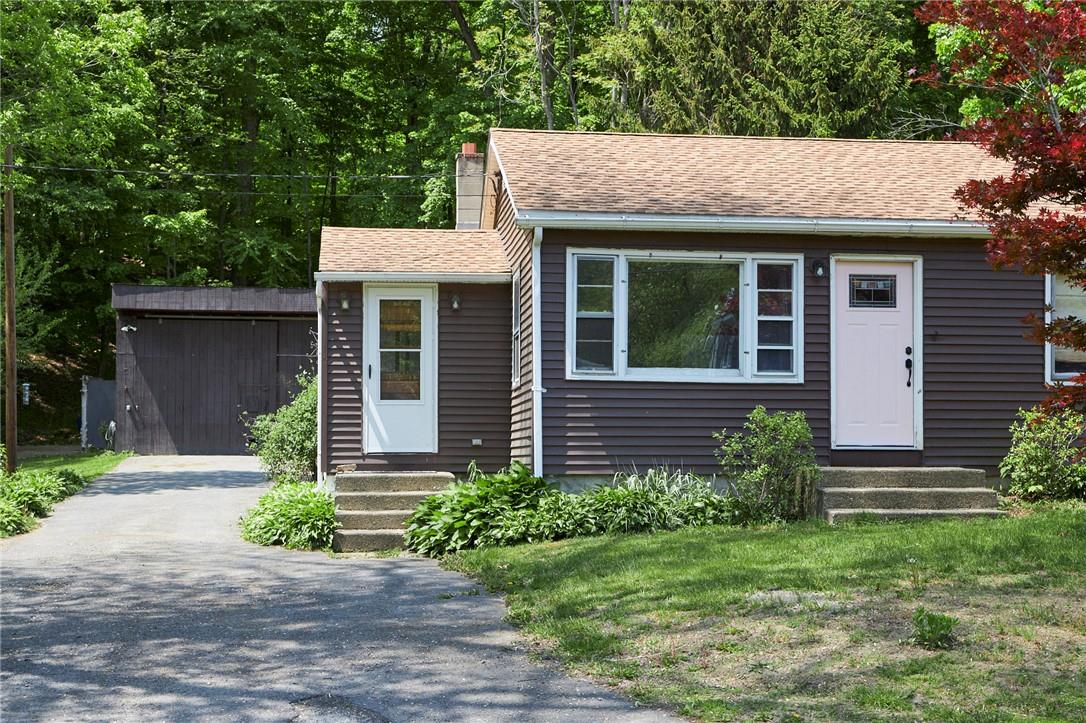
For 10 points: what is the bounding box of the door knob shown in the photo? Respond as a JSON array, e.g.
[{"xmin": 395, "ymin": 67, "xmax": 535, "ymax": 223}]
[{"xmin": 905, "ymin": 357, "xmax": 913, "ymax": 387}]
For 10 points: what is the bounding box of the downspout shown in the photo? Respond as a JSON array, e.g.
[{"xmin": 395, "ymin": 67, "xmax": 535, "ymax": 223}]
[
  {"xmin": 315, "ymin": 279, "xmax": 327, "ymax": 488},
  {"xmin": 531, "ymin": 227, "xmax": 545, "ymax": 475}
]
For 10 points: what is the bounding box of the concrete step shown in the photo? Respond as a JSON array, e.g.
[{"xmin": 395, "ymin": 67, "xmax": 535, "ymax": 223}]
[
  {"xmin": 336, "ymin": 510, "xmax": 413, "ymax": 530},
  {"xmin": 819, "ymin": 487, "xmax": 998, "ymax": 511},
  {"xmin": 335, "ymin": 471, "xmax": 455, "ymax": 493},
  {"xmin": 335, "ymin": 490, "xmax": 434, "ymax": 511},
  {"xmin": 825, "ymin": 508, "xmax": 1004, "ymax": 524},
  {"xmin": 818, "ymin": 467, "xmax": 986, "ymax": 489},
  {"xmin": 332, "ymin": 529, "xmax": 404, "ymax": 552}
]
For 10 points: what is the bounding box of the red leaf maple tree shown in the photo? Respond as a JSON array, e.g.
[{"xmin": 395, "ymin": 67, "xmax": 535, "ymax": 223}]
[{"xmin": 918, "ymin": 0, "xmax": 1086, "ymax": 408}]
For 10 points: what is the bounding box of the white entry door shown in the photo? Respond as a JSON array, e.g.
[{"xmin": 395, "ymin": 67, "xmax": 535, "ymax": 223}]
[
  {"xmin": 363, "ymin": 285, "xmax": 437, "ymax": 453},
  {"xmin": 833, "ymin": 260, "xmax": 918, "ymax": 448}
]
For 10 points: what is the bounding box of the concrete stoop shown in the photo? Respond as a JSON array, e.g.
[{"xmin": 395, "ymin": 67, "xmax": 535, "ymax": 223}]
[
  {"xmin": 817, "ymin": 467, "xmax": 1002, "ymax": 524},
  {"xmin": 332, "ymin": 472, "xmax": 453, "ymax": 552}
]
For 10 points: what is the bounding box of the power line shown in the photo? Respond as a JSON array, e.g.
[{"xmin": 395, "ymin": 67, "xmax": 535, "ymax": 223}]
[{"xmin": 7, "ymin": 163, "xmax": 477, "ymax": 182}]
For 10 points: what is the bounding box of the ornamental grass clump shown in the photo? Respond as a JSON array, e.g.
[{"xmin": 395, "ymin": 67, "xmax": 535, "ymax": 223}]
[{"xmin": 240, "ymin": 481, "xmax": 339, "ymax": 550}]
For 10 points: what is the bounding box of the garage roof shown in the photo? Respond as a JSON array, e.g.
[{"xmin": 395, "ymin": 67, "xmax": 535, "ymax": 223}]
[
  {"xmin": 318, "ymin": 227, "xmax": 510, "ymax": 279},
  {"xmin": 112, "ymin": 285, "xmax": 316, "ymax": 315}
]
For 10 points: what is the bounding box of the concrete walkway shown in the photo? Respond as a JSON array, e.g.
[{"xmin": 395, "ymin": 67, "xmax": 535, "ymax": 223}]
[{"xmin": 1, "ymin": 457, "xmax": 673, "ymax": 722}]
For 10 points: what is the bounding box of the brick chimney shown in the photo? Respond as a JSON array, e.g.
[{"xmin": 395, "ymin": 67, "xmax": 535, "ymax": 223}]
[{"xmin": 455, "ymin": 142, "xmax": 485, "ymax": 229}]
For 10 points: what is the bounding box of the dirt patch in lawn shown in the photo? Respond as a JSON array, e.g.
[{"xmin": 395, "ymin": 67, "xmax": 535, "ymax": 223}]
[{"xmin": 531, "ymin": 576, "xmax": 1086, "ymax": 721}]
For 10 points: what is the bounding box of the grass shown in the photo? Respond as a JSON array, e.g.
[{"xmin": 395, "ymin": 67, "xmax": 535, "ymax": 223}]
[
  {"xmin": 450, "ymin": 504, "xmax": 1086, "ymax": 721},
  {"xmin": 17, "ymin": 450, "xmax": 130, "ymax": 480}
]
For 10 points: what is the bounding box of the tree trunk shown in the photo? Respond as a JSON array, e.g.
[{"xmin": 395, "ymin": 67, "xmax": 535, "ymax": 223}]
[{"xmin": 446, "ymin": 0, "xmax": 481, "ymax": 63}]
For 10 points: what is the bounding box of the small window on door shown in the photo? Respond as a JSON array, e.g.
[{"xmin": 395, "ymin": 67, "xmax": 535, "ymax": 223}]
[
  {"xmin": 849, "ymin": 275, "xmax": 896, "ymax": 308},
  {"xmin": 379, "ymin": 299, "xmax": 422, "ymax": 400}
]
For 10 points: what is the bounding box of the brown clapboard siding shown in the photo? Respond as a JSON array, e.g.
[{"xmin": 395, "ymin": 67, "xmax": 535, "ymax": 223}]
[
  {"xmin": 493, "ymin": 176, "xmax": 535, "ymax": 465},
  {"xmin": 323, "ymin": 283, "xmax": 364, "ymax": 471},
  {"xmin": 538, "ymin": 229, "xmax": 1047, "ymax": 475},
  {"xmin": 322, "ymin": 282, "xmax": 511, "ymax": 474}
]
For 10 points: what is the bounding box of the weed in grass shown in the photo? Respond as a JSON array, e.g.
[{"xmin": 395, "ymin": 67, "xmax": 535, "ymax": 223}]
[
  {"xmin": 909, "ymin": 607, "xmax": 959, "ymax": 650},
  {"xmin": 437, "ymin": 592, "xmax": 456, "ymax": 600},
  {"xmin": 847, "ymin": 683, "xmax": 914, "ymax": 712},
  {"xmin": 714, "ymin": 639, "xmax": 744, "ymax": 654}
]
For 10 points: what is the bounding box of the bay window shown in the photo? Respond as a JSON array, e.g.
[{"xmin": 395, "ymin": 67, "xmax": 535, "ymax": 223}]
[
  {"xmin": 568, "ymin": 249, "xmax": 803, "ymax": 382},
  {"xmin": 1048, "ymin": 274, "xmax": 1086, "ymax": 382}
]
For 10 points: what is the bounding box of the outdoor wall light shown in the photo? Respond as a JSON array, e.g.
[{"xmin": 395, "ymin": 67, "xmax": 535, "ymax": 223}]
[
  {"xmin": 121, "ymin": 325, "xmax": 137, "ymax": 333},
  {"xmin": 340, "ymin": 297, "xmax": 350, "ymax": 310},
  {"xmin": 811, "ymin": 259, "xmax": 827, "ymax": 278},
  {"xmin": 451, "ymin": 294, "xmax": 461, "ymax": 311}
]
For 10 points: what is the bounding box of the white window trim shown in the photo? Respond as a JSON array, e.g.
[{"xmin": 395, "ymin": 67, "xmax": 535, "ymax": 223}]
[
  {"xmin": 511, "ymin": 271, "xmax": 522, "ymax": 387},
  {"xmin": 1046, "ymin": 273, "xmax": 1084, "ymax": 385},
  {"xmin": 564, "ymin": 248, "xmax": 804, "ymax": 384}
]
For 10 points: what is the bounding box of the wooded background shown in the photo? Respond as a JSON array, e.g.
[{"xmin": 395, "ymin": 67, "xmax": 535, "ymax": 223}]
[{"xmin": 1, "ymin": 0, "xmax": 967, "ymax": 440}]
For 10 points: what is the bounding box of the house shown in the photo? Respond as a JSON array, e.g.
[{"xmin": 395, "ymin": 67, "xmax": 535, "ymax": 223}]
[{"xmin": 314, "ymin": 130, "xmax": 1084, "ymax": 545}]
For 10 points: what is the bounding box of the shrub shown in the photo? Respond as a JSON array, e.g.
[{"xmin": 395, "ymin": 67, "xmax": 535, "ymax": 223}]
[
  {"xmin": 404, "ymin": 461, "xmax": 550, "ymax": 556},
  {"xmin": 0, "ymin": 497, "xmax": 35, "ymax": 537},
  {"xmin": 715, "ymin": 406, "xmax": 819, "ymax": 524},
  {"xmin": 909, "ymin": 607, "xmax": 958, "ymax": 650},
  {"xmin": 406, "ymin": 465, "xmax": 732, "ymax": 556},
  {"xmin": 1000, "ymin": 407, "xmax": 1086, "ymax": 501},
  {"xmin": 247, "ymin": 373, "xmax": 318, "ymax": 482},
  {"xmin": 0, "ymin": 472, "xmax": 62, "ymax": 517},
  {"xmin": 240, "ymin": 481, "xmax": 339, "ymax": 550}
]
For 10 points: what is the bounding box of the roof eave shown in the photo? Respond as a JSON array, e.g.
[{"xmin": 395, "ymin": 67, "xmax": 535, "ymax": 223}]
[
  {"xmin": 514, "ymin": 210, "xmax": 991, "ymax": 238},
  {"xmin": 313, "ymin": 271, "xmax": 511, "ymax": 284}
]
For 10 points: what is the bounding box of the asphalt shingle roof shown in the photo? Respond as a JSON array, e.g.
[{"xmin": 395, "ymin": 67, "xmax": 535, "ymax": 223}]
[
  {"xmin": 489, "ymin": 129, "xmax": 1009, "ymax": 222},
  {"xmin": 319, "ymin": 227, "xmax": 508, "ymax": 274}
]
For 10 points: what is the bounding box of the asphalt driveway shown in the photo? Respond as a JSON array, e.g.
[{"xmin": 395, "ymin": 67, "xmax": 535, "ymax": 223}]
[{"xmin": 0, "ymin": 456, "xmax": 673, "ymax": 722}]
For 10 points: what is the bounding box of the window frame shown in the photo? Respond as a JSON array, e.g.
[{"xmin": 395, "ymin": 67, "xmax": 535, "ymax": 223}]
[
  {"xmin": 565, "ymin": 248, "xmax": 804, "ymax": 384},
  {"xmin": 511, "ymin": 271, "xmax": 522, "ymax": 387},
  {"xmin": 571, "ymin": 254, "xmax": 619, "ymax": 375},
  {"xmin": 1045, "ymin": 273, "xmax": 1085, "ymax": 385}
]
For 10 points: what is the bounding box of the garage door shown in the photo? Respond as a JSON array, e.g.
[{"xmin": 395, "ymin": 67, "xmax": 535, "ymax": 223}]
[{"xmin": 116, "ymin": 317, "xmax": 313, "ymax": 454}]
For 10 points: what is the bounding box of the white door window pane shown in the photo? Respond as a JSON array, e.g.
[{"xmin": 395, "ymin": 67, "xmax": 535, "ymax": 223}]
[{"xmin": 628, "ymin": 260, "xmax": 741, "ymax": 370}]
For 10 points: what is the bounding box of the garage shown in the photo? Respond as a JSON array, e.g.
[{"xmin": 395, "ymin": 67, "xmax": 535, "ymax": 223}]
[{"xmin": 113, "ymin": 285, "xmax": 316, "ymax": 454}]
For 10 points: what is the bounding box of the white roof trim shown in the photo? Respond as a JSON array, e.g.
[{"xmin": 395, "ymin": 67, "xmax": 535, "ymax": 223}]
[
  {"xmin": 515, "ymin": 210, "xmax": 990, "ymax": 237},
  {"xmin": 314, "ymin": 271, "xmax": 511, "ymax": 283}
]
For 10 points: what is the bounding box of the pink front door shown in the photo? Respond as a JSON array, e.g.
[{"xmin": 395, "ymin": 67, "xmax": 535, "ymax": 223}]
[{"xmin": 833, "ymin": 260, "xmax": 917, "ymax": 448}]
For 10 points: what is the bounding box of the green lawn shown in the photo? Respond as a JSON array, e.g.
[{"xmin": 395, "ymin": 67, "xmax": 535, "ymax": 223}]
[
  {"xmin": 450, "ymin": 506, "xmax": 1086, "ymax": 721},
  {"xmin": 18, "ymin": 450, "xmax": 131, "ymax": 480}
]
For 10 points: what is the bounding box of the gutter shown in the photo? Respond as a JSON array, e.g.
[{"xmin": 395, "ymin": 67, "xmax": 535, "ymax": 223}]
[
  {"xmin": 313, "ymin": 271, "xmax": 511, "ymax": 284},
  {"xmin": 531, "ymin": 227, "xmax": 545, "ymax": 475},
  {"xmin": 514, "ymin": 211, "xmax": 990, "ymax": 238}
]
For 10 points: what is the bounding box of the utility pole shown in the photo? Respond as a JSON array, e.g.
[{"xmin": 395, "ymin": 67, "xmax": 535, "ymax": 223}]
[{"xmin": 3, "ymin": 145, "xmax": 16, "ymax": 474}]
